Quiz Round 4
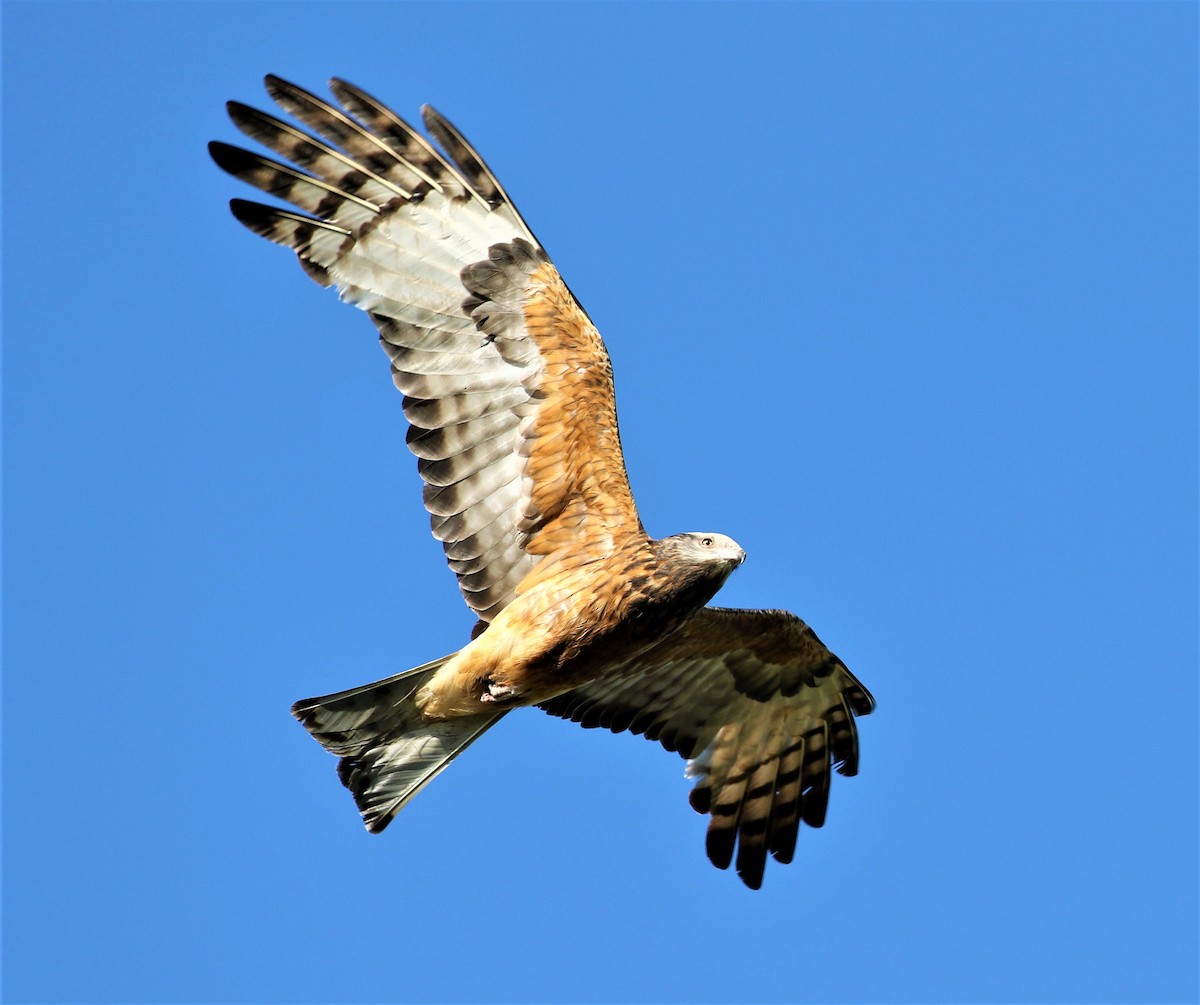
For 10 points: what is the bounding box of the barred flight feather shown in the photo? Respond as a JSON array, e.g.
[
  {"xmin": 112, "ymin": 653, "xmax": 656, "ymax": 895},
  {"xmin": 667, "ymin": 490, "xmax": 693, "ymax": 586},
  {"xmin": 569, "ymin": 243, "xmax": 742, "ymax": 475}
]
[
  {"xmin": 228, "ymin": 198, "xmax": 350, "ymax": 261},
  {"xmin": 422, "ymin": 458, "xmax": 517, "ymax": 517},
  {"xmin": 445, "ymin": 539, "xmax": 526, "ymax": 579},
  {"xmin": 328, "ymin": 79, "xmax": 465, "ymax": 199},
  {"xmin": 226, "ymin": 101, "xmax": 410, "ymax": 204},
  {"xmin": 539, "ymin": 606, "xmax": 874, "ymax": 888},
  {"xmin": 440, "ymin": 513, "xmax": 522, "ymax": 562},
  {"xmin": 400, "ymin": 387, "xmax": 528, "ymax": 430},
  {"xmin": 263, "ymin": 75, "xmax": 438, "ymax": 196},
  {"xmin": 208, "ymin": 142, "xmax": 382, "ymax": 231},
  {"xmin": 417, "ymin": 434, "xmax": 514, "ymax": 488}
]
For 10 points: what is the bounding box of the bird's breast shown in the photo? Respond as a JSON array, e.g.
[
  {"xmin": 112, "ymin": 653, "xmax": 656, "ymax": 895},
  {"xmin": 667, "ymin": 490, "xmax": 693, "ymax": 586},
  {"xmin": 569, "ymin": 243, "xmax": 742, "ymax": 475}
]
[{"xmin": 419, "ymin": 543, "xmax": 724, "ymax": 717}]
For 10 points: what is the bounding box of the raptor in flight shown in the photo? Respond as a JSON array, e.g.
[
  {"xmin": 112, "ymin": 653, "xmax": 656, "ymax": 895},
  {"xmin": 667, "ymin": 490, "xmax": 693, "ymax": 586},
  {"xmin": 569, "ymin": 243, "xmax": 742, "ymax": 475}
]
[{"xmin": 211, "ymin": 76, "xmax": 874, "ymax": 889}]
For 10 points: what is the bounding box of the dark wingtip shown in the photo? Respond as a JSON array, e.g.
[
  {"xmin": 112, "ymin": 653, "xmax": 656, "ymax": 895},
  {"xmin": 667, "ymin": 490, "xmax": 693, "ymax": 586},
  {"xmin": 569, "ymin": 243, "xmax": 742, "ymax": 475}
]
[
  {"xmin": 705, "ymin": 826, "xmax": 736, "ymax": 871},
  {"xmin": 770, "ymin": 843, "xmax": 796, "ymax": 866},
  {"xmin": 264, "ymin": 73, "xmax": 306, "ymax": 106},
  {"xmin": 845, "ymin": 681, "xmax": 877, "ymax": 716},
  {"xmin": 364, "ymin": 814, "xmax": 391, "ymax": 835},
  {"xmin": 228, "ymin": 197, "xmax": 273, "ymax": 231},
  {"xmin": 736, "ymin": 862, "xmax": 765, "ymax": 891},
  {"xmin": 208, "ymin": 139, "xmax": 251, "ymax": 176},
  {"xmin": 291, "ymin": 695, "xmax": 318, "ymax": 721},
  {"xmin": 327, "ymin": 77, "xmax": 359, "ymax": 107},
  {"xmin": 801, "ymin": 795, "xmax": 828, "ymax": 829}
]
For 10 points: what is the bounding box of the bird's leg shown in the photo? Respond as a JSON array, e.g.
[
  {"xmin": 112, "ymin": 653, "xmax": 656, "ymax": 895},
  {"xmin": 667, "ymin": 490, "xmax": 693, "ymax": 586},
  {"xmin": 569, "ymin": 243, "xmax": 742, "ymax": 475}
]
[{"xmin": 480, "ymin": 677, "xmax": 519, "ymax": 703}]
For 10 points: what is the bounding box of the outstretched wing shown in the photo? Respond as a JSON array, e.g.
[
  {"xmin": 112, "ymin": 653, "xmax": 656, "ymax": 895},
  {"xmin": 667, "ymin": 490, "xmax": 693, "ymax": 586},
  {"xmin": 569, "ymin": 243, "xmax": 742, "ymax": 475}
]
[
  {"xmin": 210, "ymin": 76, "xmax": 642, "ymax": 621},
  {"xmin": 538, "ymin": 607, "xmax": 875, "ymax": 889}
]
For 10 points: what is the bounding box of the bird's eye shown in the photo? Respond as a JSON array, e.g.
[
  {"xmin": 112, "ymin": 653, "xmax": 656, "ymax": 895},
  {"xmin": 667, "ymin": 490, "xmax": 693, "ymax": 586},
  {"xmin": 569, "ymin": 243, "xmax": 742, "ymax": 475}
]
[{"xmin": 701, "ymin": 536, "xmax": 714, "ymax": 547}]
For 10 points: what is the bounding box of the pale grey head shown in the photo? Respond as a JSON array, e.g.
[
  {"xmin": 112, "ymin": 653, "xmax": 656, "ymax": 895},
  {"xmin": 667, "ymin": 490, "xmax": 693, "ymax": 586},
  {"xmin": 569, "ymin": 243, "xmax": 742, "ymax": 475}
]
[
  {"xmin": 658, "ymin": 531, "xmax": 747, "ymax": 570},
  {"xmin": 642, "ymin": 531, "xmax": 749, "ymax": 628}
]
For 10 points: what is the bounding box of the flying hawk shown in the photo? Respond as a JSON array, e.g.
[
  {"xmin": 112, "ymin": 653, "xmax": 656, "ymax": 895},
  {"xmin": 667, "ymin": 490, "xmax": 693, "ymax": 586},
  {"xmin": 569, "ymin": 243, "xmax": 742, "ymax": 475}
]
[{"xmin": 210, "ymin": 76, "xmax": 874, "ymax": 889}]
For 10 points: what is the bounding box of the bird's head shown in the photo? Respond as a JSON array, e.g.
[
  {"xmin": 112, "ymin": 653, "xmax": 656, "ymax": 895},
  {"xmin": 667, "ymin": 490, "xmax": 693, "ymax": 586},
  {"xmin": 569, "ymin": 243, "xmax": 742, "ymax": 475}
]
[{"xmin": 659, "ymin": 532, "xmax": 747, "ymax": 572}]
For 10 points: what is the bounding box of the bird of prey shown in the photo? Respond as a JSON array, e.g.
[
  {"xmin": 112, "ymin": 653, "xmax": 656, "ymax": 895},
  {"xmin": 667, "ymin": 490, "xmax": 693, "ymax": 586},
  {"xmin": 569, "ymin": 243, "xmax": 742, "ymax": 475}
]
[{"xmin": 210, "ymin": 76, "xmax": 874, "ymax": 889}]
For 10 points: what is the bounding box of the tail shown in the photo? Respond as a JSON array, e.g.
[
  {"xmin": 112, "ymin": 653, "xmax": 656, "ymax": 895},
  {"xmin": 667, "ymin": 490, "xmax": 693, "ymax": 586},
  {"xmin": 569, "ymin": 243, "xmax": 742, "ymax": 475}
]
[{"xmin": 291, "ymin": 654, "xmax": 505, "ymax": 832}]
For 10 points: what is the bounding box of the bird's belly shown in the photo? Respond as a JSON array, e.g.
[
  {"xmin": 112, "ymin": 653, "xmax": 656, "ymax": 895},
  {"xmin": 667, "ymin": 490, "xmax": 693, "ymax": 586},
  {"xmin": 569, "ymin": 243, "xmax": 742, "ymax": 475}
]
[{"xmin": 417, "ymin": 558, "xmax": 716, "ymax": 719}]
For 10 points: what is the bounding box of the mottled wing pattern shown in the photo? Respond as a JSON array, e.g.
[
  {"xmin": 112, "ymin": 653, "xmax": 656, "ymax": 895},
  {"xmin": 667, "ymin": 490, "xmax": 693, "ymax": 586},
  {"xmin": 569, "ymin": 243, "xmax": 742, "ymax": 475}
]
[
  {"xmin": 211, "ymin": 76, "xmax": 641, "ymax": 620},
  {"xmin": 538, "ymin": 607, "xmax": 875, "ymax": 889}
]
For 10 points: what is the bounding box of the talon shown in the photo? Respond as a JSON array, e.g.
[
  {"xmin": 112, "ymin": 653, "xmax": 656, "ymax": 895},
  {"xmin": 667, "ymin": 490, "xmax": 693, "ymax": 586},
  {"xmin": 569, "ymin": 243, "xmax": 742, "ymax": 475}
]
[{"xmin": 482, "ymin": 679, "xmax": 517, "ymax": 703}]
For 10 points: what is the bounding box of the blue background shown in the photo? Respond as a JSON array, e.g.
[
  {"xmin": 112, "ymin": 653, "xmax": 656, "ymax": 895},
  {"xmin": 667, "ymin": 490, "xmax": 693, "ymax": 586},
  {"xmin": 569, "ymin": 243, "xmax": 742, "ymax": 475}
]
[{"xmin": 4, "ymin": 3, "xmax": 1196, "ymax": 1003}]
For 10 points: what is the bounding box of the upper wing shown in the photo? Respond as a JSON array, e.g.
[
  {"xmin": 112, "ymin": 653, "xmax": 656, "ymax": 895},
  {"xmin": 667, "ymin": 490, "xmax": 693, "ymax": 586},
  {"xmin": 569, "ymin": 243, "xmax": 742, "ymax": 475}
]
[
  {"xmin": 538, "ymin": 607, "xmax": 875, "ymax": 889},
  {"xmin": 210, "ymin": 76, "xmax": 642, "ymax": 621}
]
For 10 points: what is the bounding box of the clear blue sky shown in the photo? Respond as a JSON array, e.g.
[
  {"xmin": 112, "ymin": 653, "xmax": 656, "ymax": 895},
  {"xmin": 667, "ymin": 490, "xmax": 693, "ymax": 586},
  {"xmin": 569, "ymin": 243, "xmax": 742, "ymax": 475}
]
[{"xmin": 4, "ymin": 3, "xmax": 1196, "ymax": 1003}]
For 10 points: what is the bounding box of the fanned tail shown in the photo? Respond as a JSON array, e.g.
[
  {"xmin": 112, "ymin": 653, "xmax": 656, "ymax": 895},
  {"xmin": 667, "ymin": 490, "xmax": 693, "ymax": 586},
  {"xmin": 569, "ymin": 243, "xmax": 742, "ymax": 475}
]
[{"xmin": 292, "ymin": 656, "xmax": 505, "ymax": 832}]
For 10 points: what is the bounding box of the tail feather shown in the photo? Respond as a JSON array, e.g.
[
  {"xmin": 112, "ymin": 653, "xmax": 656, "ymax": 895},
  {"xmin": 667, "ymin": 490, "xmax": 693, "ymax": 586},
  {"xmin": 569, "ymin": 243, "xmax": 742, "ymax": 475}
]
[
  {"xmin": 336, "ymin": 715, "xmax": 501, "ymax": 832},
  {"xmin": 292, "ymin": 655, "xmax": 505, "ymax": 832}
]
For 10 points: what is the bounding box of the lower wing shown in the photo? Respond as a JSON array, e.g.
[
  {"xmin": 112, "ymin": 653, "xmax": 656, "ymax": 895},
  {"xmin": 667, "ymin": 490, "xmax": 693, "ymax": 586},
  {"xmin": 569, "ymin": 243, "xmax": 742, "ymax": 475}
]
[{"xmin": 538, "ymin": 606, "xmax": 874, "ymax": 889}]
